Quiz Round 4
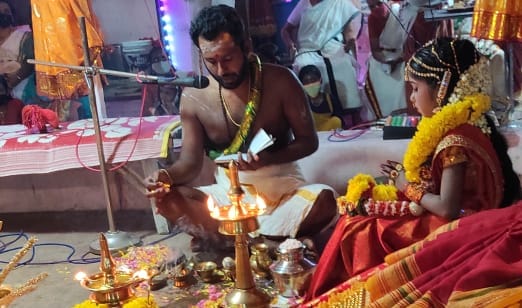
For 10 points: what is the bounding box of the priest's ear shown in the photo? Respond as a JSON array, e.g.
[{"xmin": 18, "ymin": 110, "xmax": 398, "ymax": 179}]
[{"xmin": 243, "ymin": 36, "xmax": 254, "ymax": 54}]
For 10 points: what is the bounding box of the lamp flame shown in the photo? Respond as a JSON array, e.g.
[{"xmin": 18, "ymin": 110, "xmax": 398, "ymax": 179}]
[
  {"xmin": 256, "ymin": 196, "xmax": 266, "ymax": 213},
  {"xmin": 75, "ymin": 272, "xmax": 87, "ymax": 281},
  {"xmin": 207, "ymin": 197, "xmax": 220, "ymax": 218},
  {"xmin": 228, "ymin": 205, "xmax": 238, "ymax": 219},
  {"xmin": 133, "ymin": 270, "xmax": 149, "ymax": 280}
]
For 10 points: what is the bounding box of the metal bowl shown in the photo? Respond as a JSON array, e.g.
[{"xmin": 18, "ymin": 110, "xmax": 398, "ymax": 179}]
[{"xmin": 195, "ymin": 261, "xmax": 217, "ymax": 282}]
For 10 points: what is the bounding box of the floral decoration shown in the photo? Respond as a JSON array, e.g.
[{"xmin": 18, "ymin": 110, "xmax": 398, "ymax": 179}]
[
  {"xmin": 73, "ymin": 296, "xmax": 158, "ymax": 308},
  {"xmin": 338, "ymin": 173, "xmax": 399, "ymax": 215},
  {"xmin": 448, "ymin": 57, "xmax": 491, "ymax": 104},
  {"xmin": 345, "ymin": 174, "xmax": 376, "ymax": 204},
  {"xmin": 403, "ymin": 93, "xmax": 491, "ymax": 183}
]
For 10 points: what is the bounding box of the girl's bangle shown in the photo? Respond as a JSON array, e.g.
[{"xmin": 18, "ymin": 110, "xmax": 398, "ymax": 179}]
[{"xmin": 404, "ymin": 183, "xmax": 427, "ymax": 204}]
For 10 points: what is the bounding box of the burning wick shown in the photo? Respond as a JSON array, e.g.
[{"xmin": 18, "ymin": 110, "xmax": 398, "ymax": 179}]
[
  {"xmin": 207, "ymin": 196, "xmax": 267, "ymax": 219},
  {"xmin": 132, "ymin": 270, "xmax": 151, "ymax": 304},
  {"xmin": 74, "ymin": 272, "xmax": 88, "ymax": 283}
]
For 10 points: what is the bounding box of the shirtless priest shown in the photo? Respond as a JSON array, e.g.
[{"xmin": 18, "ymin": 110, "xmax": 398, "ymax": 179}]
[{"xmin": 146, "ymin": 5, "xmax": 337, "ymax": 251}]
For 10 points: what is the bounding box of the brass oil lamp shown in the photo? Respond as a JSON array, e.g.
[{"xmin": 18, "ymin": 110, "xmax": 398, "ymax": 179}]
[
  {"xmin": 76, "ymin": 233, "xmax": 148, "ymax": 307},
  {"xmin": 207, "ymin": 161, "xmax": 271, "ymax": 307}
]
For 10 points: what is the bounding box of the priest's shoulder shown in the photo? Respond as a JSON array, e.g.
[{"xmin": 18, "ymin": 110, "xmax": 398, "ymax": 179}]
[{"xmin": 262, "ymin": 63, "xmax": 301, "ymax": 87}]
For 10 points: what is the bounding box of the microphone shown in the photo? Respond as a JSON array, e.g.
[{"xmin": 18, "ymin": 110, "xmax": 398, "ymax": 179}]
[{"xmin": 155, "ymin": 76, "xmax": 210, "ymax": 88}]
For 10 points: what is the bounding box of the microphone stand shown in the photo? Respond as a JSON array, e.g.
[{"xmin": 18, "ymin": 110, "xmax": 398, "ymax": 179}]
[
  {"xmin": 29, "ymin": 16, "xmax": 149, "ymax": 254},
  {"xmin": 27, "ymin": 59, "xmax": 170, "ymax": 83}
]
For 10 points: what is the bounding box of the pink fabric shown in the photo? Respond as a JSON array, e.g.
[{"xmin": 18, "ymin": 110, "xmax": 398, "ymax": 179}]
[{"xmin": 0, "ymin": 115, "xmax": 178, "ymax": 176}]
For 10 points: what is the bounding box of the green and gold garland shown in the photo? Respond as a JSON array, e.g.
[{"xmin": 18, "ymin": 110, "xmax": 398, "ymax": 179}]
[
  {"xmin": 403, "ymin": 93, "xmax": 491, "ymax": 183},
  {"xmin": 209, "ymin": 53, "xmax": 263, "ymax": 160}
]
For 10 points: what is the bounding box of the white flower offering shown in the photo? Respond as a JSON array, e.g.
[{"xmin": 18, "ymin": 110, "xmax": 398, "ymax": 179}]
[{"xmin": 278, "ymin": 238, "xmax": 303, "ymax": 251}]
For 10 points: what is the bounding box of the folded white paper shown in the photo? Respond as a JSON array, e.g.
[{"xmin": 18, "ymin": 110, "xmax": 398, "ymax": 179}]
[{"xmin": 215, "ymin": 128, "xmax": 275, "ymax": 163}]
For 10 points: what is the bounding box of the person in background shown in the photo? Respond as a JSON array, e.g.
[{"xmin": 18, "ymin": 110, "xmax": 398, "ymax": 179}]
[
  {"xmin": 31, "ymin": 0, "xmax": 105, "ymax": 119},
  {"xmin": 306, "ymin": 37, "xmax": 521, "ymax": 299},
  {"xmin": 298, "ymin": 64, "xmax": 343, "ymax": 131},
  {"xmin": 142, "ymin": 44, "xmax": 181, "ymax": 116},
  {"xmin": 145, "ymin": 5, "xmax": 337, "ymax": 252},
  {"xmin": 280, "ymin": 0, "xmax": 310, "ymax": 58},
  {"xmin": 0, "ymin": 76, "xmax": 22, "ymax": 125},
  {"xmin": 0, "ymin": 0, "xmax": 36, "ymax": 105},
  {"xmin": 291, "ymin": 0, "xmax": 364, "ymax": 126},
  {"xmin": 364, "ymin": 0, "xmax": 407, "ymax": 118},
  {"xmin": 281, "ymin": 0, "xmax": 363, "ymax": 58},
  {"xmin": 365, "ymin": 0, "xmax": 451, "ymax": 118},
  {"xmin": 401, "ymin": 0, "xmax": 453, "ymax": 114}
]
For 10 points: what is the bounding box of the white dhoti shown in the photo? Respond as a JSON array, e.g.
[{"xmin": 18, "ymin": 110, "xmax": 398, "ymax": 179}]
[
  {"xmin": 366, "ymin": 57, "xmax": 407, "ymax": 118},
  {"xmin": 198, "ymin": 162, "xmax": 336, "ymax": 238}
]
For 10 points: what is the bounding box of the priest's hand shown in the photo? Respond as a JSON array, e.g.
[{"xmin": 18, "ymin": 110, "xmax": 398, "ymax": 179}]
[
  {"xmin": 236, "ymin": 151, "xmax": 263, "ymax": 171},
  {"xmin": 145, "ymin": 169, "xmax": 172, "ymax": 201}
]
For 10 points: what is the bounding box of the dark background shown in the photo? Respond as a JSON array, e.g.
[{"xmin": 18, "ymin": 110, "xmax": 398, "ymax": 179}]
[{"xmin": 6, "ymin": 0, "xmax": 31, "ymax": 27}]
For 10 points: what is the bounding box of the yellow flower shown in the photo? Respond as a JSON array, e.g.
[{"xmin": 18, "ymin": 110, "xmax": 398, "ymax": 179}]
[
  {"xmin": 74, "ymin": 296, "xmax": 158, "ymax": 308},
  {"xmin": 372, "ymin": 184, "xmax": 398, "ymax": 201},
  {"xmin": 345, "ymin": 174, "xmax": 376, "ymax": 204},
  {"xmin": 403, "ymin": 94, "xmax": 491, "ymax": 182}
]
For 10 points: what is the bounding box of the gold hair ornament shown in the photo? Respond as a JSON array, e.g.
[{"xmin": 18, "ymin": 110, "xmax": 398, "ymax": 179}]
[
  {"xmin": 436, "ymin": 70, "xmax": 452, "ymax": 107},
  {"xmin": 405, "ymin": 58, "xmax": 441, "ymax": 81},
  {"xmin": 450, "ymin": 40, "xmax": 461, "ymax": 75},
  {"xmin": 412, "ymin": 56, "xmax": 446, "ymax": 72},
  {"xmin": 431, "ymin": 44, "xmax": 454, "ymax": 70}
]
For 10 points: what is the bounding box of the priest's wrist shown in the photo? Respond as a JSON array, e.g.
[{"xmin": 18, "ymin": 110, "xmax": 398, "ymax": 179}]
[{"xmin": 158, "ymin": 168, "xmax": 174, "ymax": 186}]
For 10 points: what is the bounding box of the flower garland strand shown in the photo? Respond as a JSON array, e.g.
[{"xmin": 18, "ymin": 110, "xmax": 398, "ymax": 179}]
[{"xmin": 403, "ymin": 93, "xmax": 491, "ymax": 182}]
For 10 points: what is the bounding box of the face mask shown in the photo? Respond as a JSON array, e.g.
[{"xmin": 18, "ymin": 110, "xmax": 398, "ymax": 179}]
[
  {"xmin": 0, "ymin": 13, "xmax": 13, "ymax": 28},
  {"xmin": 303, "ymin": 81, "xmax": 321, "ymax": 98},
  {"xmin": 151, "ymin": 61, "xmax": 171, "ymax": 75}
]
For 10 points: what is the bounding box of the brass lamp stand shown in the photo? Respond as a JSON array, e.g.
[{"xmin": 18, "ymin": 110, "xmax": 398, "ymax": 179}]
[{"xmin": 207, "ymin": 161, "xmax": 271, "ymax": 307}]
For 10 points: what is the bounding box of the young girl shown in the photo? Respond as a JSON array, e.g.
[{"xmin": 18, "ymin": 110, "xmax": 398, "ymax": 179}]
[{"xmin": 306, "ymin": 37, "xmax": 521, "ymax": 299}]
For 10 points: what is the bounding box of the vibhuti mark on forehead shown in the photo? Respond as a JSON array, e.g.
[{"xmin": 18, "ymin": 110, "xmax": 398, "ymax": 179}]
[{"xmin": 199, "ymin": 33, "xmax": 236, "ymax": 54}]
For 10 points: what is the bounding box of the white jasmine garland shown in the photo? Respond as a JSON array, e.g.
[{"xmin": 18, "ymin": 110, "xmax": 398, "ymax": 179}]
[{"xmin": 447, "ymin": 57, "xmax": 492, "ymax": 134}]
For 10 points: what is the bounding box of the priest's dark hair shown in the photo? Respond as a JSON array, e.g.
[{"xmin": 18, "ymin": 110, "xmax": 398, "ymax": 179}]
[{"xmin": 190, "ymin": 5, "xmax": 246, "ymax": 51}]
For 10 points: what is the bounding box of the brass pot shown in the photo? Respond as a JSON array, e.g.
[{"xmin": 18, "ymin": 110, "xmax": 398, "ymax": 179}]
[{"xmin": 249, "ymin": 243, "xmax": 272, "ymax": 279}]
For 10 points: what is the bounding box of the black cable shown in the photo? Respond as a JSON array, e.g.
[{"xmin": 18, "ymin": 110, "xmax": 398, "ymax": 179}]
[{"xmin": 0, "ymin": 230, "xmax": 181, "ymax": 268}]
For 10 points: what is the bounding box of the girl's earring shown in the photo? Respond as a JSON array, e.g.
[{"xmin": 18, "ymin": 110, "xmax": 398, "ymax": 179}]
[{"xmin": 435, "ymin": 70, "xmax": 452, "ymax": 107}]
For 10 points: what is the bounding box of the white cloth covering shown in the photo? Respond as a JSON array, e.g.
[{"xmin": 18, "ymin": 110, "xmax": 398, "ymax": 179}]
[{"xmin": 286, "ymin": 0, "xmax": 311, "ymax": 25}]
